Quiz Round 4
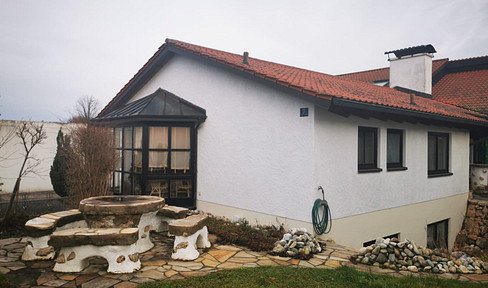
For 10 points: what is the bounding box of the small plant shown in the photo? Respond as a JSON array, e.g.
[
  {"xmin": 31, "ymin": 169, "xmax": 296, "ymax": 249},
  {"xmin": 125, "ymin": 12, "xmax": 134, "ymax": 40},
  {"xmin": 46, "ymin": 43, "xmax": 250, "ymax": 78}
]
[{"xmin": 207, "ymin": 216, "xmax": 284, "ymax": 251}]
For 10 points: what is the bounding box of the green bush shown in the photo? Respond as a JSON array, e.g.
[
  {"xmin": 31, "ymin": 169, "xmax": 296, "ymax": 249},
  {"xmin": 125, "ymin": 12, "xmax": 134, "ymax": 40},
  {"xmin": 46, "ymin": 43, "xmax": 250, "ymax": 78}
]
[
  {"xmin": 207, "ymin": 216, "xmax": 284, "ymax": 251},
  {"xmin": 50, "ymin": 129, "xmax": 70, "ymax": 197}
]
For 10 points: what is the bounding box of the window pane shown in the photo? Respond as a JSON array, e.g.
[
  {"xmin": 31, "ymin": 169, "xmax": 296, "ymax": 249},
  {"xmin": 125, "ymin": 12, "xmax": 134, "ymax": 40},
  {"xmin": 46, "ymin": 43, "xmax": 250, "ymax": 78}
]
[
  {"xmin": 387, "ymin": 132, "xmax": 401, "ymax": 164},
  {"xmin": 123, "ymin": 150, "xmax": 132, "ymax": 172},
  {"xmin": 114, "ymin": 128, "xmax": 122, "ymax": 148},
  {"xmin": 123, "ymin": 127, "xmax": 133, "ymax": 149},
  {"xmin": 149, "ymin": 151, "xmax": 168, "ymax": 173},
  {"xmin": 172, "ymin": 127, "xmax": 190, "ymax": 149},
  {"xmin": 134, "ymin": 127, "xmax": 143, "ymax": 149},
  {"xmin": 171, "ymin": 180, "xmax": 192, "ymax": 198},
  {"xmin": 112, "ymin": 172, "xmax": 122, "ymax": 194},
  {"xmin": 149, "ymin": 127, "xmax": 168, "ymax": 149},
  {"xmin": 437, "ymin": 136, "xmax": 448, "ymax": 170},
  {"xmin": 134, "ymin": 151, "xmax": 142, "ymax": 173},
  {"xmin": 147, "ymin": 180, "xmax": 169, "ymax": 198},
  {"xmin": 115, "ymin": 150, "xmax": 122, "ymax": 171},
  {"xmin": 358, "ymin": 132, "xmax": 365, "ymax": 164},
  {"xmin": 428, "ymin": 135, "xmax": 436, "ymax": 171},
  {"xmin": 171, "ymin": 152, "xmax": 190, "ymax": 171},
  {"xmin": 363, "ymin": 131, "xmax": 375, "ymax": 164},
  {"xmin": 123, "ymin": 173, "xmax": 132, "ymax": 195},
  {"xmin": 133, "ymin": 174, "xmax": 142, "ymax": 195}
]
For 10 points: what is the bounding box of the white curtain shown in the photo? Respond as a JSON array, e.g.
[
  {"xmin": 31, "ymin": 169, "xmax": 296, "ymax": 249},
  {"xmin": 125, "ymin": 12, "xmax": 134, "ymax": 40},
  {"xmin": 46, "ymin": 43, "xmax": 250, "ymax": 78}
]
[
  {"xmin": 149, "ymin": 127, "xmax": 168, "ymax": 149},
  {"xmin": 171, "ymin": 127, "xmax": 190, "ymax": 149}
]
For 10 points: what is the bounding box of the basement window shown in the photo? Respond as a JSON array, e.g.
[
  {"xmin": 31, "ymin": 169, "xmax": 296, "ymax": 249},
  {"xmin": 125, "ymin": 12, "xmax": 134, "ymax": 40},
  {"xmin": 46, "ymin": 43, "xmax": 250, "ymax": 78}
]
[
  {"xmin": 363, "ymin": 233, "xmax": 400, "ymax": 247},
  {"xmin": 427, "ymin": 219, "xmax": 449, "ymax": 249}
]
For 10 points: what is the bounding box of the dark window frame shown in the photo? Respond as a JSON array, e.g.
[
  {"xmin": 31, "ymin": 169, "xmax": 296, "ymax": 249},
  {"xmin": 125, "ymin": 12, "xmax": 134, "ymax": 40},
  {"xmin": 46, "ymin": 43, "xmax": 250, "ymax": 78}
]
[
  {"xmin": 110, "ymin": 122, "xmax": 197, "ymax": 208},
  {"xmin": 358, "ymin": 126, "xmax": 381, "ymax": 172},
  {"xmin": 427, "ymin": 219, "xmax": 449, "ymax": 249},
  {"xmin": 387, "ymin": 129, "xmax": 406, "ymax": 171},
  {"xmin": 428, "ymin": 132, "xmax": 451, "ymax": 177}
]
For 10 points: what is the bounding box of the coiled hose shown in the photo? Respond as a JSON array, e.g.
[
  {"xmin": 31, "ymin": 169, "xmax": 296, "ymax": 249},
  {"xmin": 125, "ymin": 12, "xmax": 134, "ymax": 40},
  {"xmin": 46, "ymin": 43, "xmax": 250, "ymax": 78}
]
[{"xmin": 312, "ymin": 186, "xmax": 332, "ymax": 235}]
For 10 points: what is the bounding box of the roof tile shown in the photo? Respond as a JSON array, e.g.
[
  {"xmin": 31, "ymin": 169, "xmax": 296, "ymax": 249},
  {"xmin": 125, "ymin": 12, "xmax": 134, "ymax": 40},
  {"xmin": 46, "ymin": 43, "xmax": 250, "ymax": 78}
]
[{"xmin": 166, "ymin": 39, "xmax": 486, "ymax": 123}]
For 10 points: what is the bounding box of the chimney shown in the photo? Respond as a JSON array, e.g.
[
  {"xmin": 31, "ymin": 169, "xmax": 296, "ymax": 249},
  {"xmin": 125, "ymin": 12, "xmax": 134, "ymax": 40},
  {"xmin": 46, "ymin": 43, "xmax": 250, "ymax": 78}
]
[
  {"xmin": 243, "ymin": 51, "xmax": 250, "ymax": 65},
  {"xmin": 385, "ymin": 45, "xmax": 436, "ymax": 95}
]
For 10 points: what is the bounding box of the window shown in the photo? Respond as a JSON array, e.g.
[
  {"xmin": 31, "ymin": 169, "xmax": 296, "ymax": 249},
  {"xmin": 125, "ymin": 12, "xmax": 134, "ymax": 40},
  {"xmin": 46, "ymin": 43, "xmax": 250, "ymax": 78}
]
[
  {"xmin": 387, "ymin": 129, "xmax": 406, "ymax": 170},
  {"xmin": 358, "ymin": 127, "xmax": 380, "ymax": 172},
  {"xmin": 428, "ymin": 132, "xmax": 450, "ymax": 176},
  {"xmin": 110, "ymin": 124, "xmax": 195, "ymax": 207},
  {"xmin": 363, "ymin": 233, "xmax": 400, "ymax": 247},
  {"xmin": 427, "ymin": 219, "xmax": 449, "ymax": 249}
]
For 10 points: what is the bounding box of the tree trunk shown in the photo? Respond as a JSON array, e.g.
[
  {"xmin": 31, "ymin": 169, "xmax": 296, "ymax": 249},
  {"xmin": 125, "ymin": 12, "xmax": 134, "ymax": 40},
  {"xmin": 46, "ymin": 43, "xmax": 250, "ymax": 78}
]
[{"xmin": 2, "ymin": 178, "xmax": 20, "ymax": 222}]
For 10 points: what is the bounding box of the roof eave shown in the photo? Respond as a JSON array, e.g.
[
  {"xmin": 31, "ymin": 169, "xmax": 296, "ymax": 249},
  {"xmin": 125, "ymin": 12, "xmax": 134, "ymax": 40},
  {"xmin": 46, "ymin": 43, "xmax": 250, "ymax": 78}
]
[{"xmin": 330, "ymin": 98, "xmax": 488, "ymax": 129}]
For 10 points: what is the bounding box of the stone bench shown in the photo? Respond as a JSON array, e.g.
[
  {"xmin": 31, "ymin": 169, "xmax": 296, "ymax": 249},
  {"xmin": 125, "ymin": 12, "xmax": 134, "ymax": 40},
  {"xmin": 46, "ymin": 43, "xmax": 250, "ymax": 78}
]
[
  {"xmin": 48, "ymin": 227, "xmax": 141, "ymax": 273},
  {"xmin": 169, "ymin": 214, "xmax": 211, "ymax": 260},
  {"xmin": 22, "ymin": 209, "xmax": 87, "ymax": 261},
  {"xmin": 152, "ymin": 205, "xmax": 189, "ymax": 233}
]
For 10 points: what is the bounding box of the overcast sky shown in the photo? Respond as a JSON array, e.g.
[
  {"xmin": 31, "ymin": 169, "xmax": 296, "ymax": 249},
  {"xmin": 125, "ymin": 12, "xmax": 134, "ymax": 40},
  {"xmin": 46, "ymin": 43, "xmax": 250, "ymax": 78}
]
[{"xmin": 0, "ymin": 0, "xmax": 487, "ymax": 122}]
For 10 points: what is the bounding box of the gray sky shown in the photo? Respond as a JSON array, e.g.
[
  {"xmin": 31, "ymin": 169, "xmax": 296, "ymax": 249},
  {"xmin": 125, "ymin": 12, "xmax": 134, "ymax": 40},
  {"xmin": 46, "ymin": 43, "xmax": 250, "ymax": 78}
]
[{"xmin": 0, "ymin": 0, "xmax": 487, "ymax": 122}]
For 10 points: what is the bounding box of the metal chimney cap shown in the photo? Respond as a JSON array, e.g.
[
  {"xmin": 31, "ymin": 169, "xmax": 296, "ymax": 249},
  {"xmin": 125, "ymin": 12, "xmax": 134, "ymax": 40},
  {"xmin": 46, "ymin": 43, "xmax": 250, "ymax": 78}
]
[{"xmin": 385, "ymin": 44, "xmax": 436, "ymax": 59}]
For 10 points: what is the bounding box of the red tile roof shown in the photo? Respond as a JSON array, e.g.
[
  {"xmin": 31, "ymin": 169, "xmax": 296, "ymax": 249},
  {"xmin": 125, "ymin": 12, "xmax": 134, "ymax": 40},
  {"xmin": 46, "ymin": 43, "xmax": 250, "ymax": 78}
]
[
  {"xmin": 337, "ymin": 58, "xmax": 449, "ymax": 83},
  {"xmin": 100, "ymin": 39, "xmax": 488, "ymax": 124},
  {"xmin": 433, "ymin": 69, "xmax": 488, "ymax": 115}
]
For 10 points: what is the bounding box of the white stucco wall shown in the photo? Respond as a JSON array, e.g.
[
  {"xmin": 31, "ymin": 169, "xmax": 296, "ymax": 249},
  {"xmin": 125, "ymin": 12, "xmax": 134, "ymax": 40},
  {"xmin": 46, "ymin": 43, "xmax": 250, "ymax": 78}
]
[
  {"xmin": 0, "ymin": 120, "xmax": 68, "ymax": 194},
  {"xmin": 389, "ymin": 54, "xmax": 433, "ymax": 94},
  {"xmin": 314, "ymin": 107, "xmax": 470, "ymax": 220},
  {"xmin": 130, "ymin": 54, "xmax": 317, "ymax": 222},
  {"xmin": 127, "ymin": 52, "xmax": 469, "ymax": 248}
]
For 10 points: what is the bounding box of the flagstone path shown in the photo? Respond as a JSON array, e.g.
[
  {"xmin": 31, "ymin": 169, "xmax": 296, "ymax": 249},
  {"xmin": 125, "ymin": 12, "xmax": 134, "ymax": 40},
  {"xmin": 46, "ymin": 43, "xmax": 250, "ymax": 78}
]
[{"xmin": 1, "ymin": 233, "xmax": 488, "ymax": 287}]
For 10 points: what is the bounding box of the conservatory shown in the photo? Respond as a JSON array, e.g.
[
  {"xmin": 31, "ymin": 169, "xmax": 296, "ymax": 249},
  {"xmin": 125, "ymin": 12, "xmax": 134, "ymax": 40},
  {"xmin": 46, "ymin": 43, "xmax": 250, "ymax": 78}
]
[{"xmin": 97, "ymin": 88, "xmax": 206, "ymax": 208}]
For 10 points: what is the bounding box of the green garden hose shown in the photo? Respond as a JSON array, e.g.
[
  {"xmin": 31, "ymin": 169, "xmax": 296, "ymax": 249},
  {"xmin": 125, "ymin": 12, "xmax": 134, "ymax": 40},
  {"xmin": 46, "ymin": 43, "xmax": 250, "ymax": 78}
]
[{"xmin": 312, "ymin": 186, "xmax": 332, "ymax": 235}]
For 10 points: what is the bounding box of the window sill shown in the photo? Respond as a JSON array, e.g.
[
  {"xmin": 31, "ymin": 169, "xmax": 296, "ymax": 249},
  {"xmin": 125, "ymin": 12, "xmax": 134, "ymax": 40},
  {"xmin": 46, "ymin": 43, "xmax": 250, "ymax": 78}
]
[
  {"xmin": 387, "ymin": 166, "xmax": 408, "ymax": 172},
  {"xmin": 358, "ymin": 168, "xmax": 383, "ymax": 174},
  {"xmin": 428, "ymin": 172, "xmax": 453, "ymax": 178}
]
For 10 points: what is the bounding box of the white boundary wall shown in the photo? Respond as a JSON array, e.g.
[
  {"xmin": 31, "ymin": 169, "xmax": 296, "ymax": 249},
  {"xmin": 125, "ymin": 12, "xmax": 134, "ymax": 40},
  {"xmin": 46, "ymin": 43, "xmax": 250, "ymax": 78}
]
[{"xmin": 0, "ymin": 120, "xmax": 69, "ymax": 194}]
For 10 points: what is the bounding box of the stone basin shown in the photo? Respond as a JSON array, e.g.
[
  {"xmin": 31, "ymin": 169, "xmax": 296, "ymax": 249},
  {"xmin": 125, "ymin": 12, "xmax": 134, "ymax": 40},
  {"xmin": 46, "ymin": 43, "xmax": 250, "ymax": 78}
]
[{"xmin": 79, "ymin": 195, "xmax": 165, "ymax": 228}]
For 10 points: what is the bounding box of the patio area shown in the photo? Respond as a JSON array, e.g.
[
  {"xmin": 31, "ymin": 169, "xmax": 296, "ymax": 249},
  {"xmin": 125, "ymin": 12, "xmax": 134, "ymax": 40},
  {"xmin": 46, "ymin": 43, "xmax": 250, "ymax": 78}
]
[{"xmin": 3, "ymin": 232, "xmax": 488, "ymax": 288}]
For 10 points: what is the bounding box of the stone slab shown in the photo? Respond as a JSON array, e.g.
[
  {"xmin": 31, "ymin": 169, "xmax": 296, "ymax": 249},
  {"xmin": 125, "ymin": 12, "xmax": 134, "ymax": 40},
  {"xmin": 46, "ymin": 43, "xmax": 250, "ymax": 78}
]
[
  {"xmin": 158, "ymin": 205, "xmax": 189, "ymax": 219},
  {"xmin": 169, "ymin": 214, "xmax": 209, "ymax": 236},
  {"xmin": 48, "ymin": 227, "xmax": 139, "ymax": 247}
]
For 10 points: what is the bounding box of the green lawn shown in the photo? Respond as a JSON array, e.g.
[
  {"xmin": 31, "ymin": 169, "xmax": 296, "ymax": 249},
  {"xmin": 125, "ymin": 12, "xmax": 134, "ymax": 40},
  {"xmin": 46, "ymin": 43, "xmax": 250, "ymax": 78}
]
[{"xmin": 139, "ymin": 265, "xmax": 488, "ymax": 288}]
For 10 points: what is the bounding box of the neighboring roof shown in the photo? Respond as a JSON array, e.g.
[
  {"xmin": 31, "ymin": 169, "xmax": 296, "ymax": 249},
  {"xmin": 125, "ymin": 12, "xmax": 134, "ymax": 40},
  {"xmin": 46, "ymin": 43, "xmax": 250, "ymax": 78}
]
[
  {"xmin": 337, "ymin": 58, "xmax": 449, "ymax": 83},
  {"xmin": 97, "ymin": 88, "xmax": 206, "ymax": 122},
  {"xmin": 99, "ymin": 39, "xmax": 488, "ymax": 125},
  {"xmin": 338, "ymin": 55, "xmax": 488, "ymax": 117},
  {"xmin": 433, "ymin": 69, "xmax": 488, "ymax": 115}
]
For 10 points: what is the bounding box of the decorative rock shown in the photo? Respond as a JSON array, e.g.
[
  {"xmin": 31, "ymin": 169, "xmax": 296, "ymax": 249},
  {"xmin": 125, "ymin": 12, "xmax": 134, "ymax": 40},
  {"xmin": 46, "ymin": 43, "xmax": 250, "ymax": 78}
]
[
  {"xmin": 55, "ymin": 254, "xmax": 65, "ymax": 264},
  {"xmin": 117, "ymin": 255, "xmax": 125, "ymax": 263},
  {"xmin": 36, "ymin": 246, "xmax": 54, "ymax": 257},
  {"xmin": 404, "ymin": 248, "xmax": 414, "ymax": 258},
  {"xmin": 272, "ymin": 228, "xmax": 322, "ymax": 259},
  {"xmin": 376, "ymin": 253, "xmax": 388, "ymax": 264},
  {"xmin": 129, "ymin": 253, "xmax": 139, "ymax": 262},
  {"xmin": 408, "ymin": 265, "xmax": 418, "ymax": 273},
  {"xmin": 459, "ymin": 265, "xmax": 470, "ymax": 274},
  {"xmin": 67, "ymin": 252, "xmax": 76, "ymax": 261}
]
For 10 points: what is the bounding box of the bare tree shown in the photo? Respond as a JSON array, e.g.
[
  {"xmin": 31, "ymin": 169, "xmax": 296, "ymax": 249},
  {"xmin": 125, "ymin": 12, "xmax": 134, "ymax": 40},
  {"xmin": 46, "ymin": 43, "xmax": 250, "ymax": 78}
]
[
  {"xmin": 65, "ymin": 124, "xmax": 117, "ymax": 204},
  {"xmin": 0, "ymin": 121, "xmax": 18, "ymax": 191},
  {"xmin": 71, "ymin": 96, "xmax": 101, "ymax": 124},
  {"xmin": 2, "ymin": 122, "xmax": 47, "ymax": 221}
]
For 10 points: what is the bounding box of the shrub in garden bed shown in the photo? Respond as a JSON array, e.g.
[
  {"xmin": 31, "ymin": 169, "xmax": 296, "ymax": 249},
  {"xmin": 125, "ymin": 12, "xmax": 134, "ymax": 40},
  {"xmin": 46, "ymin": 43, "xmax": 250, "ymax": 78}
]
[{"xmin": 207, "ymin": 216, "xmax": 284, "ymax": 251}]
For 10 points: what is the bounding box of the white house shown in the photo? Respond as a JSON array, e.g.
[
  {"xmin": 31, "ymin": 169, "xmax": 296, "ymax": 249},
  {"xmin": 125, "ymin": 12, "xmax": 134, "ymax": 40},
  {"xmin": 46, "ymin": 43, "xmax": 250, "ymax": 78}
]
[{"xmin": 98, "ymin": 40, "xmax": 488, "ymax": 249}]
